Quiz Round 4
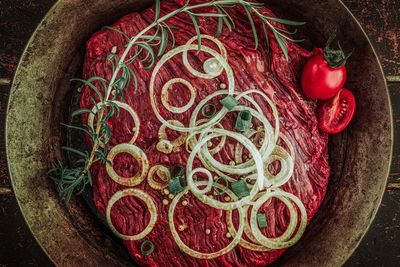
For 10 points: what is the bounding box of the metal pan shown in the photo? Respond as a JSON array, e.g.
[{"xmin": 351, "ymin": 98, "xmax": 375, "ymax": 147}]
[{"xmin": 6, "ymin": 0, "xmax": 392, "ymax": 266}]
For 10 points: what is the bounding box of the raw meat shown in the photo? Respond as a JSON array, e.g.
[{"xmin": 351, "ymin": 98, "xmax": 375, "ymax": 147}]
[{"xmin": 80, "ymin": 0, "xmax": 330, "ymax": 266}]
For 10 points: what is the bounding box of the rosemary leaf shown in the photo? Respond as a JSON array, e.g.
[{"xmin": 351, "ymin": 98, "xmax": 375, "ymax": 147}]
[
  {"xmin": 71, "ymin": 108, "xmax": 95, "ymax": 117},
  {"xmin": 155, "ymin": 0, "xmax": 161, "ymax": 21},
  {"xmin": 86, "ymin": 169, "xmax": 92, "ymax": 187},
  {"xmin": 71, "ymin": 78, "xmax": 105, "ymax": 103},
  {"xmin": 265, "ymin": 16, "xmax": 306, "ymax": 26},
  {"xmin": 113, "ymin": 76, "xmax": 127, "ymax": 91},
  {"xmin": 61, "ymin": 146, "xmax": 87, "ymax": 160},
  {"xmin": 215, "ymin": 6, "xmax": 224, "ymax": 37},
  {"xmin": 162, "ymin": 23, "xmax": 177, "ymax": 48},
  {"xmin": 135, "ymin": 42, "xmax": 155, "ymax": 69},
  {"xmin": 242, "ymin": 5, "xmax": 258, "ymax": 50},
  {"xmin": 261, "ymin": 21, "xmax": 270, "ymax": 53},
  {"xmin": 219, "ymin": 6, "xmax": 235, "ymax": 31},
  {"xmin": 273, "ymin": 30, "xmax": 289, "ymax": 61},
  {"xmin": 187, "ymin": 12, "xmax": 202, "ymax": 54},
  {"xmin": 60, "ymin": 122, "xmax": 93, "ymax": 136},
  {"xmin": 275, "ymin": 27, "xmax": 298, "ymax": 35},
  {"xmin": 158, "ymin": 26, "xmax": 168, "ymax": 57},
  {"xmin": 127, "ymin": 66, "xmax": 138, "ymax": 91},
  {"xmin": 189, "ymin": 12, "xmax": 227, "ymax": 18},
  {"xmin": 103, "ymin": 26, "xmax": 131, "ymax": 41}
]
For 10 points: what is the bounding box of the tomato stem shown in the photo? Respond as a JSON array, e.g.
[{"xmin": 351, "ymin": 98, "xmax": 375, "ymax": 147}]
[{"xmin": 323, "ymin": 33, "xmax": 352, "ymax": 68}]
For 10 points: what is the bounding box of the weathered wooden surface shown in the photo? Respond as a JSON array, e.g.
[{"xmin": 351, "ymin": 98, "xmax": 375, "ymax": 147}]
[
  {"xmin": 0, "ymin": 0, "xmax": 398, "ymax": 266},
  {"xmin": 341, "ymin": 1, "xmax": 400, "ymax": 265}
]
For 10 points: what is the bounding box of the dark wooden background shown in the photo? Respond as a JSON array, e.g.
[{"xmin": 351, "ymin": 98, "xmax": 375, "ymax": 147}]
[{"xmin": 0, "ymin": 0, "xmax": 399, "ymax": 266}]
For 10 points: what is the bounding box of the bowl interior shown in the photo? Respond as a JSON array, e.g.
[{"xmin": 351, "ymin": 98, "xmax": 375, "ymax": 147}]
[{"xmin": 6, "ymin": 0, "xmax": 392, "ymax": 266}]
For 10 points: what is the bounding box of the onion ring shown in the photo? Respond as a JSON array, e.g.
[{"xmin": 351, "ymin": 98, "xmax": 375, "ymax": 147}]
[
  {"xmin": 186, "ymin": 118, "xmax": 226, "ymax": 155},
  {"xmin": 168, "ymin": 182, "xmax": 244, "ymax": 259},
  {"xmin": 161, "ymin": 78, "xmax": 196, "ymax": 113},
  {"xmin": 182, "ymin": 35, "xmax": 227, "ymax": 79},
  {"xmin": 106, "ymin": 143, "xmax": 149, "ymax": 187},
  {"xmin": 150, "ymin": 44, "xmax": 234, "ymax": 133},
  {"xmin": 158, "ymin": 120, "xmax": 188, "ymax": 149},
  {"xmin": 250, "ymin": 189, "xmax": 307, "ymax": 249},
  {"xmin": 147, "ymin": 165, "xmax": 171, "ymax": 190},
  {"xmin": 226, "ymin": 205, "xmax": 271, "ymax": 252},
  {"xmin": 186, "ymin": 128, "xmax": 265, "ymax": 209},
  {"xmin": 187, "ymin": 168, "xmax": 213, "ymax": 195},
  {"xmin": 106, "ymin": 188, "xmax": 157, "ymax": 240}
]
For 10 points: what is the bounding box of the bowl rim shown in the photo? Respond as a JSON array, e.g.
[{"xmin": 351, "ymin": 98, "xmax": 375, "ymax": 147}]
[{"xmin": 5, "ymin": 0, "xmax": 393, "ymax": 265}]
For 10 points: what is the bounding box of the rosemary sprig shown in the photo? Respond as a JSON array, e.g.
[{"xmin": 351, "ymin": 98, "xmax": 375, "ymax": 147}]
[{"xmin": 49, "ymin": 0, "xmax": 305, "ymax": 203}]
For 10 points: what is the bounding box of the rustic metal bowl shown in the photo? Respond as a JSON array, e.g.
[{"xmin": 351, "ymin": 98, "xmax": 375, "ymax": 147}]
[{"xmin": 6, "ymin": 0, "xmax": 393, "ymax": 266}]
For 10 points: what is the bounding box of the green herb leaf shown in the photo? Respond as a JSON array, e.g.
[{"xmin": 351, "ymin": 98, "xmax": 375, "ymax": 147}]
[
  {"xmin": 61, "ymin": 146, "xmax": 87, "ymax": 158},
  {"xmin": 187, "ymin": 12, "xmax": 202, "ymax": 55},
  {"xmin": 155, "ymin": 0, "xmax": 161, "ymax": 21},
  {"xmin": 273, "ymin": 30, "xmax": 289, "ymax": 61},
  {"xmin": 264, "ymin": 16, "xmax": 306, "ymax": 26},
  {"xmin": 141, "ymin": 240, "xmax": 155, "ymax": 256},
  {"xmin": 261, "ymin": 21, "xmax": 270, "ymax": 53},
  {"xmin": 220, "ymin": 95, "xmax": 238, "ymax": 110},
  {"xmin": 103, "ymin": 26, "xmax": 131, "ymax": 41},
  {"xmin": 158, "ymin": 26, "xmax": 168, "ymax": 57},
  {"xmin": 71, "ymin": 108, "xmax": 95, "ymax": 117},
  {"xmin": 231, "ymin": 179, "xmax": 250, "ymax": 198},
  {"xmin": 257, "ymin": 213, "xmax": 268, "ymax": 228},
  {"xmin": 242, "ymin": 5, "xmax": 258, "ymax": 50}
]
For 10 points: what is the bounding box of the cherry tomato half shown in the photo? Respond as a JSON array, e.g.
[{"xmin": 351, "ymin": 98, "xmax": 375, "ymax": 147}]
[
  {"xmin": 301, "ymin": 54, "xmax": 346, "ymax": 100},
  {"xmin": 317, "ymin": 88, "xmax": 356, "ymax": 134}
]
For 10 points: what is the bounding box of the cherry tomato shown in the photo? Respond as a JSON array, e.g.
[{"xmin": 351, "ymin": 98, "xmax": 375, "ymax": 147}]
[
  {"xmin": 301, "ymin": 34, "xmax": 352, "ymax": 100},
  {"xmin": 301, "ymin": 54, "xmax": 346, "ymax": 100},
  {"xmin": 317, "ymin": 88, "xmax": 356, "ymax": 134}
]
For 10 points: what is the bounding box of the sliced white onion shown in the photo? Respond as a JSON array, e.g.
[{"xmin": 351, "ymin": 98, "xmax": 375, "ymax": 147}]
[
  {"xmin": 199, "ymin": 105, "xmax": 275, "ymax": 177},
  {"xmin": 149, "ymin": 43, "xmax": 234, "ymax": 133},
  {"xmin": 234, "ymin": 129, "xmax": 260, "ymax": 164},
  {"xmin": 250, "ymin": 189, "xmax": 307, "ymax": 249},
  {"xmin": 147, "ymin": 165, "xmax": 171, "ymax": 190},
  {"xmin": 186, "ymin": 118, "xmax": 226, "ymax": 155},
  {"xmin": 156, "ymin": 139, "xmax": 173, "ymax": 154},
  {"xmin": 182, "ymin": 35, "xmax": 227, "ymax": 79},
  {"xmin": 235, "ymin": 89, "xmax": 280, "ymax": 143},
  {"xmin": 188, "ymin": 90, "xmax": 279, "ymax": 179},
  {"xmin": 106, "ymin": 188, "xmax": 157, "ymax": 240},
  {"xmin": 187, "ymin": 168, "xmax": 213, "ymax": 195},
  {"xmin": 168, "ymin": 181, "xmax": 244, "ymax": 259},
  {"xmin": 203, "ymin": 58, "xmax": 223, "ymax": 76},
  {"xmin": 264, "ymin": 146, "xmax": 294, "ymax": 187},
  {"xmin": 102, "ymin": 32, "xmax": 306, "ymax": 253},
  {"xmin": 161, "ymin": 78, "xmax": 196, "ymax": 113},
  {"xmin": 186, "ymin": 128, "xmax": 265, "ymax": 210},
  {"xmin": 278, "ymin": 133, "xmax": 295, "ymax": 160},
  {"xmin": 158, "ymin": 120, "xmax": 188, "ymax": 153},
  {"xmin": 226, "ymin": 204, "xmax": 271, "ymax": 252},
  {"xmin": 106, "ymin": 143, "xmax": 149, "ymax": 187}
]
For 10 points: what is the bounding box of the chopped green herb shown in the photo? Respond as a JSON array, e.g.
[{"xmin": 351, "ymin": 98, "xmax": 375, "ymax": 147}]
[
  {"xmin": 140, "ymin": 240, "xmax": 155, "ymax": 256},
  {"xmin": 201, "ymin": 103, "xmax": 217, "ymax": 118},
  {"xmin": 257, "ymin": 213, "xmax": 268, "ymax": 228},
  {"xmin": 235, "ymin": 110, "xmax": 252, "ymax": 131},
  {"xmin": 168, "ymin": 176, "xmax": 186, "ymax": 194},
  {"xmin": 231, "ymin": 179, "xmax": 250, "ymax": 198},
  {"xmin": 213, "ymin": 176, "xmax": 228, "ymax": 195},
  {"xmin": 220, "ymin": 95, "xmax": 238, "ymax": 110}
]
